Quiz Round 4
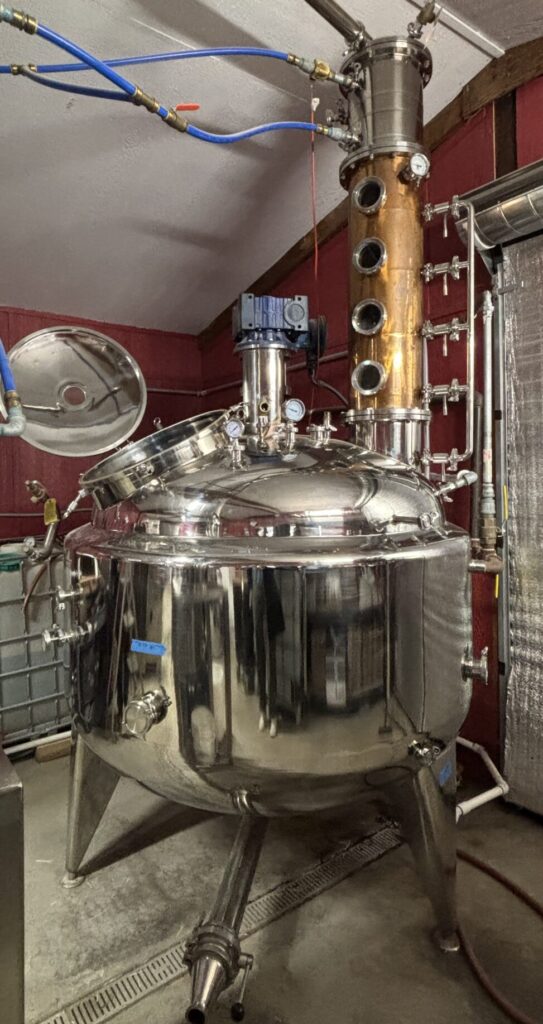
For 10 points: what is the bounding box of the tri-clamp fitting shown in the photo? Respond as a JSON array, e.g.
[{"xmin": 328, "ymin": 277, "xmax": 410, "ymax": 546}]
[
  {"xmin": 123, "ymin": 690, "xmax": 170, "ymax": 738},
  {"xmin": 409, "ymin": 738, "xmax": 443, "ymax": 767},
  {"xmin": 42, "ymin": 622, "xmax": 92, "ymax": 649},
  {"xmin": 462, "ymin": 646, "xmax": 489, "ymax": 684}
]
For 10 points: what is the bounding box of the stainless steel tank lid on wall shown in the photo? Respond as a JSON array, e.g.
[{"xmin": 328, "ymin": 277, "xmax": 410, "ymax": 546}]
[{"xmin": 9, "ymin": 326, "xmax": 147, "ymax": 457}]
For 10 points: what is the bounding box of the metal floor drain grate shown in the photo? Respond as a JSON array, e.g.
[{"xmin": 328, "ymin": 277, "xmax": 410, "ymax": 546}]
[{"xmin": 39, "ymin": 823, "xmax": 401, "ymax": 1024}]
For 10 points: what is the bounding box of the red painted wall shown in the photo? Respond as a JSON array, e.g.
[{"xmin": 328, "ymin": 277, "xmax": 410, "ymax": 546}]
[
  {"xmin": 0, "ymin": 307, "xmax": 201, "ymax": 542},
  {"xmin": 517, "ymin": 76, "xmax": 543, "ymax": 166}
]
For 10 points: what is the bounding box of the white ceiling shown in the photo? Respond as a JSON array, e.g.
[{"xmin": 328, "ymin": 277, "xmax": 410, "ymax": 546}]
[{"xmin": 0, "ymin": 0, "xmax": 526, "ymax": 333}]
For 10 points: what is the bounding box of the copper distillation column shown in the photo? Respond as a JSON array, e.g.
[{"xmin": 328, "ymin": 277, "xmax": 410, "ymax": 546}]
[{"xmin": 340, "ymin": 36, "xmax": 433, "ymax": 464}]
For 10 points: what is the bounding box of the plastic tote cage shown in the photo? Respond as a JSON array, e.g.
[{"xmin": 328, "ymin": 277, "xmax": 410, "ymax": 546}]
[{"xmin": 0, "ymin": 545, "xmax": 70, "ymax": 746}]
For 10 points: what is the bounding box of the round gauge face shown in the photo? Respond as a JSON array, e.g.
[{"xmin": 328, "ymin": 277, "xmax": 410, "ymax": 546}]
[
  {"xmin": 224, "ymin": 417, "xmax": 245, "ymax": 439},
  {"xmin": 283, "ymin": 398, "xmax": 306, "ymax": 423},
  {"xmin": 410, "ymin": 152, "xmax": 431, "ymax": 178}
]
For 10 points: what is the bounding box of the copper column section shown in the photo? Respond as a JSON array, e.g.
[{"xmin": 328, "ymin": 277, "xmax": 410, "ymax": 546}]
[{"xmin": 349, "ymin": 156, "xmax": 424, "ymax": 410}]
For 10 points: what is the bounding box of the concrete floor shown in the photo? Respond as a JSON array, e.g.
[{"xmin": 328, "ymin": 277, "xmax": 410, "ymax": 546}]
[{"xmin": 18, "ymin": 755, "xmax": 543, "ymax": 1024}]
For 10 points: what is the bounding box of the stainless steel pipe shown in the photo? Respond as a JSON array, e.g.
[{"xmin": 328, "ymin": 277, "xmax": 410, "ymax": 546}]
[
  {"xmin": 480, "ymin": 289, "xmax": 498, "ymax": 554},
  {"xmin": 456, "ymin": 200, "xmax": 476, "ymax": 464},
  {"xmin": 210, "ymin": 817, "xmax": 268, "ymax": 933},
  {"xmin": 184, "ymin": 817, "xmax": 268, "ymax": 1024},
  {"xmin": 303, "ymin": 0, "xmax": 368, "ymax": 42}
]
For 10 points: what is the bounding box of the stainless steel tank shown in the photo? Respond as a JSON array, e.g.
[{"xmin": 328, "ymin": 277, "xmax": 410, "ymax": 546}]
[
  {"xmin": 64, "ymin": 423, "xmax": 471, "ymax": 817},
  {"xmin": 51, "ymin": 6, "xmax": 483, "ymax": 1019}
]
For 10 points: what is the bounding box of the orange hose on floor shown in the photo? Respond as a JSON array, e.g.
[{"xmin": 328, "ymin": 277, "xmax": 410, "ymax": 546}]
[{"xmin": 458, "ymin": 848, "xmax": 543, "ymax": 1024}]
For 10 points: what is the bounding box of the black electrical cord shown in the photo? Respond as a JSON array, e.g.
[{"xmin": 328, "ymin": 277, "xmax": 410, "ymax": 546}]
[
  {"xmin": 310, "ymin": 372, "xmax": 349, "ymax": 407},
  {"xmin": 458, "ymin": 848, "xmax": 543, "ymax": 1024}
]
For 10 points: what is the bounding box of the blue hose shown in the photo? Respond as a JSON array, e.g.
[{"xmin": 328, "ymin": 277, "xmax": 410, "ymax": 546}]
[
  {"xmin": 34, "ymin": 24, "xmax": 140, "ymax": 96},
  {"xmin": 0, "ymin": 11, "xmax": 336, "ymax": 143},
  {"xmin": 0, "ymin": 337, "xmax": 16, "ymax": 392},
  {"xmin": 0, "ymin": 46, "xmax": 291, "ymax": 75},
  {"xmin": 19, "ymin": 67, "xmax": 130, "ymax": 100},
  {"xmin": 186, "ymin": 121, "xmax": 320, "ymax": 144}
]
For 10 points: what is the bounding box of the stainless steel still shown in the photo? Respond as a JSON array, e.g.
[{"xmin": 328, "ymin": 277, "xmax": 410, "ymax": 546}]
[
  {"xmin": 61, "ymin": 422, "xmax": 472, "ymax": 817},
  {"xmin": 53, "ymin": 4, "xmax": 481, "ymax": 1018}
]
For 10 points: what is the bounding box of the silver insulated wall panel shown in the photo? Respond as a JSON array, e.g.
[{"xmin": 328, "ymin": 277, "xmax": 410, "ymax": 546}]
[{"xmin": 503, "ymin": 235, "xmax": 543, "ymax": 813}]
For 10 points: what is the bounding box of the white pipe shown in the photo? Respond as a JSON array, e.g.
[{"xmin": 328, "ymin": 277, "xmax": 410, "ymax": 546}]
[
  {"xmin": 4, "ymin": 729, "xmax": 71, "ymax": 757},
  {"xmin": 456, "ymin": 736, "xmax": 509, "ymax": 822}
]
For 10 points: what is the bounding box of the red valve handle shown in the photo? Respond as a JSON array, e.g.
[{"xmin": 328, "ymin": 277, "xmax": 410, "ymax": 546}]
[{"xmin": 175, "ymin": 103, "xmax": 200, "ymax": 111}]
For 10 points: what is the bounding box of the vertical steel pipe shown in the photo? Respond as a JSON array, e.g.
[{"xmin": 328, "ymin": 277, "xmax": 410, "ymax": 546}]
[
  {"xmin": 471, "ymin": 393, "xmax": 483, "ymax": 544},
  {"xmin": 480, "ymin": 289, "xmax": 498, "ymax": 553},
  {"xmin": 241, "ymin": 347, "xmax": 286, "ymax": 444},
  {"xmin": 455, "ymin": 200, "xmax": 476, "ymax": 463}
]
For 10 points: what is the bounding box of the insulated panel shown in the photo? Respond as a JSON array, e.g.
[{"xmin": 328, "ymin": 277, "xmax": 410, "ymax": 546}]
[{"xmin": 503, "ymin": 235, "xmax": 543, "ymax": 813}]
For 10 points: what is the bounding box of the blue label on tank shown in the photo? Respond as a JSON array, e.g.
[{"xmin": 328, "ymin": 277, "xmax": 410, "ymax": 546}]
[
  {"xmin": 439, "ymin": 760, "xmax": 453, "ymax": 787},
  {"xmin": 130, "ymin": 639, "xmax": 167, "ymax": 657}
]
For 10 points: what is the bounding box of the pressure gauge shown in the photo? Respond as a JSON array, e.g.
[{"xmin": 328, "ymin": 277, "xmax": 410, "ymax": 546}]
[
  {"xmin": 282, "ymin": 398, "xmax": 306, "ymax": 423},
  {"xmin": 402, "ymin": 152, "xmax": 431, "ymax": 183},
  {"xmin": 224, "ymin": 418, "xmax": 245, "ymax": 440}
]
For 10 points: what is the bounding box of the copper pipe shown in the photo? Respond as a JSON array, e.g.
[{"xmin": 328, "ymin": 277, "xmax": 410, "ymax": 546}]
[{"xmin": 348, "ymin": 154, "xmax": 424, "ymax": 413}]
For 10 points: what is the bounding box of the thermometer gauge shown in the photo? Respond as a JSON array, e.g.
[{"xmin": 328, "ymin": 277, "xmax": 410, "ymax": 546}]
[
  {"xmin": 224, "ymin": 418, "xmax": 245, "ymax": 440},
  {"xmin": 406, "ymin": 152, "xmax": 431, "ymax": 180},
  {"xmin": 282, "ymin": 398, "xmax": 306, "ymax": 423}
]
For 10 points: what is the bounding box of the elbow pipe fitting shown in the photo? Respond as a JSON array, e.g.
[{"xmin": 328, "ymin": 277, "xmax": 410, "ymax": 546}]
[
  {"xmin": 0, "ymin": 394, "xmax": 26, "ymax": 436},
  {"xmin": 434, "ymin": 469, "xmax": 477, "ymax": 499}
]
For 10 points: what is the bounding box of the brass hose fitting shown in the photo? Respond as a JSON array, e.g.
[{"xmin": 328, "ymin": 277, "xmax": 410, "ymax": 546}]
[
  {"xmin": 132, "ymin": 88, "xmax": 187, "ymax": 131},
  {"xmin": 287, "ymin": 52, "xmax": 354, "ymax": 88},
  {"xmin": 162, "ymin": 108, "xmax": 188, "ymax": 132},
  {"xmin": 6, "ymin": 6, "xmax": 38, "ymax": 32},
  {"xmin": 10, "ymin": 62, "xmax": 36, "ymax": 74},
  {"xmin": 132, "ymin": 86, "xmax": 160, "ymax": 114},
  {"xmin": 5, "ymin": 389, "xmax": 22, "ymax": 409}
]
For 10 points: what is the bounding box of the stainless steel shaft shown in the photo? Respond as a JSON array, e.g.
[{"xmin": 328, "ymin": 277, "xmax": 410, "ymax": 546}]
[
  {"xmin": 184, "ymin": 817, "xmax": 268, "ymax": 1023},
  {"xmin": 210, "ymin": 816, "xmax": 268, "ymax": 932},
  {"xmin": 303, "ymin": 0, "xmax": 367, "ymax": 42}
]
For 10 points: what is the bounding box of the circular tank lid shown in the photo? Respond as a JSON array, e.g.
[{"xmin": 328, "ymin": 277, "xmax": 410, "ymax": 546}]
[{"xmin": 9, "ymin": 326, "xmax": 147, "ymax": 457}]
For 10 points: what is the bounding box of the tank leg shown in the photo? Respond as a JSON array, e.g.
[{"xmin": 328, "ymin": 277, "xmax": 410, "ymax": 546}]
[
  {"xmin": 62, "ymin": 734, "xmax": 120, "ymax": 888},
  {"xmin": 183, "ymin": 816, "xmax": 268, "ymax": 1023},
  {"xmin": 385, "ymin": 761, "xmax": 459, "ymax": 952}
]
